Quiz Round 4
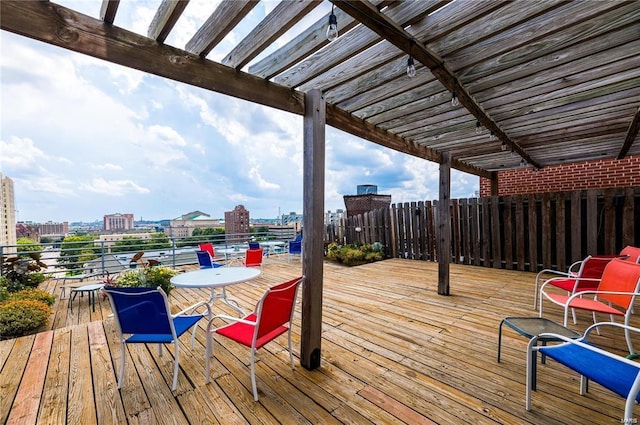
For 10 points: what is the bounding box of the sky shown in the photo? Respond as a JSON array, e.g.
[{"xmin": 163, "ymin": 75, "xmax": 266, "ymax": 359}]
[{"xmin": 0, "ymin": 0, "xmax": 478, "ymax": 223}]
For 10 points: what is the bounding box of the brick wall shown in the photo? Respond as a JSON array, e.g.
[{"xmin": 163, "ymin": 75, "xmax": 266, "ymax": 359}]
[{"xmin": 479, "ymin": 155, "xmax": 640, "ymax": 196}]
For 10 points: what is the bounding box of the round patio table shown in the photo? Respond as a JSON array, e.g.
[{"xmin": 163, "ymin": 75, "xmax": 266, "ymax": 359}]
[{"xmin": 171, "ymin": 267, "xmax": 261, "ymax": 315}]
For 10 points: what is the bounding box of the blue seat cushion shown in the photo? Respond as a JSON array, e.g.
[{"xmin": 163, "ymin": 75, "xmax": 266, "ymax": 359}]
[
  {"xmin": 539, "ymin": 342, "xmax": 640, "ymax": 402},
  {"xmin": 126, "ymin": 315, "xmax": 203, "ymax": 343}
]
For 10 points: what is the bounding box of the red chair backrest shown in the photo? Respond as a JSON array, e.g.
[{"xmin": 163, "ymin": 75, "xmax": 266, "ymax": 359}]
[
  {"xmin": 199, "ymin": 243, "xmax": 215, "ymax": 258},
  {"xmin": 245, "ymin": 248, "xmax": 263, "ymax": 267},
  {"xmin": 620, "ymin": 245, "xmax": 640, "ymax": 263},
  {"xmin": 596, "ymin": 258, "xmax": 640, "ymax": 309},
  {"xmin": 572, "ymin": 255, "xmax": 618, "ymax": 292},
  {"xmin": 255, "ymin": 277, "xmax": 302, "ymax": 340}
]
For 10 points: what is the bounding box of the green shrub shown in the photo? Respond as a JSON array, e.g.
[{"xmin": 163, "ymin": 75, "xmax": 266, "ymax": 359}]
[
  {"xmin": 0, "ymin": 299, "xmax": 52, "ymax": 340},
  {"xmin": 325, "ymin": 242, "xmax": 384, "ymax": 266},
  {"xmin": 114, "ymin": 266, "xmax": 177, "ymax": 295},
  {"xmin": 7, "ymin": 288, "xmax": 56, "ymax": 306}
]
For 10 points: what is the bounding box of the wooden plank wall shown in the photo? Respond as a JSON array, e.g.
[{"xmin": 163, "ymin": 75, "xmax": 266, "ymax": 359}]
[{"xmin": 327, "ymin": 188, "xmax": 640, "ymax": 272}]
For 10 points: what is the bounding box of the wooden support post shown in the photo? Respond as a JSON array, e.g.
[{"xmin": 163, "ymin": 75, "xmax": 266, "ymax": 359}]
[
  {"xmin": 300, "ymin": 89, "xmax": 325, "ymax": 370},
  {"xmin": 490, "ymin": 174, "xmax": 499, "ymax": 196},
  {"xmin": 437, "ymin": 153, "xmax": 451, "ymax": 295}
]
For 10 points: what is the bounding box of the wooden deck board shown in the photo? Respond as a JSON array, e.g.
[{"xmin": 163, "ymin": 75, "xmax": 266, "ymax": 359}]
[{"xmin": 1, "ymin": 259, "xmax": 639, "ymax": 424}]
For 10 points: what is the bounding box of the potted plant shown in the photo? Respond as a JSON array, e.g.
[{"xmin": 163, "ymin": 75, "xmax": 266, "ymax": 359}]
[{"xmin": 113, "ymin": 265, "xmax": 178, "ymax": 295}]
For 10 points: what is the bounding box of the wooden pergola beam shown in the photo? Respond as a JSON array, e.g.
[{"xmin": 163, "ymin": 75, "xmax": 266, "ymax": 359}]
[
  {"xmin": 185, "ymin": 0, "xmax": 258, "ymax": 57},
  {"xmin": 221, "ymin": 0, "xmax": 322, "ymax": 70},
  {"xmin": 99, "ymin": 0, "xmax": 119, "ymax": 25},
  {"xmin": 148, "ymin": 0, "xmax": 190, "ymax": 43},
  {"xmin": 334, "ymin": 0, "xmax": 542, "ymax": 170},
  {"xmin": 618, "ymin": 105, "xmax": 640, "ymax": 159},
  {"xmin": 326, "ymin": 105, "xmax": 492, "ymax": 178}
]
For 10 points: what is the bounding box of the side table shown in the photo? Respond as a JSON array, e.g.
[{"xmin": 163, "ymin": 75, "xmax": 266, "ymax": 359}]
[
  {"xmin": 497, "ymin": 316, "xmax": 582, "ymax": 390},
  {"xmin": 70, "ymin": 283, "xmax": 105, "ymax": 312}
]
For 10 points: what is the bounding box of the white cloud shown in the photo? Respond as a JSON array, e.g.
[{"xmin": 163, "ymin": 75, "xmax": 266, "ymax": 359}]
[
  {"xmin": 92, "ymin": 163, "xmax": 123, "ymax": 172},
  {"xmin": 80, "ymin": 178, "xmax": 150, "ymax": 196},
  {"xmin": 0, "ymin": 136, "xmax": 46, "ymax": 169},
  {"xmin": 248, "ymin": 166, "xmax": 280, "ymax": 190}
]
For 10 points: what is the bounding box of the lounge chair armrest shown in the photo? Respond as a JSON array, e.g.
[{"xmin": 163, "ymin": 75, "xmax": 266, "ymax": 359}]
[
  {"xmin": 566, "ymin": 290, "xmax": 640, "ymax": 303},
  {"xmin": 206, "ymin": 314, "xmax": 256, "ymax": 332},
  {"xmin": 582, "ymin": 321, "xmax": 640, "ymax": 345},
  {"xmin": 174, "ymin": 301, "xmax": 212, "ymax": 317},
  {"xmin": 531, "ymin": 331, "xmax": 640, "ymax": 367}
]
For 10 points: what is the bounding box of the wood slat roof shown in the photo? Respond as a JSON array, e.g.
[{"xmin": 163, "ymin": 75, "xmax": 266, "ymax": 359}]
[{"xmin": 1, "ymin": 0, "xmax": 639, "ymax": 178}]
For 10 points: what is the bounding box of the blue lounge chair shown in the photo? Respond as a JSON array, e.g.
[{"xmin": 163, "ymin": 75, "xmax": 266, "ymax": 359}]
[
  {"xmin": 526, "ymin": 321, "xmax": 640, "ymax": 422},
  {"xmin": 103, "ymin": 286, "xmax": 211, "ymax": 391}
]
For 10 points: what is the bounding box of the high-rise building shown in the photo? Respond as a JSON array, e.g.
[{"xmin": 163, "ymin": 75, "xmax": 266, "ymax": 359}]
[
  {"xmin": 224, "ymin": 205, "xmax": 250, "ymax": 236},
  {"xmin": 0, "ymin": 174, "xmax": 17, "ymax": 249},
  {"xmin": 103, "ymin": 213, "xmax": 134, "ymax": 230}
]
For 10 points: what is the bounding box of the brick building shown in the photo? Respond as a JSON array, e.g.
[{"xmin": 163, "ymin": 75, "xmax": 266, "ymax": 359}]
[
  {"xmin": 480, "ymin": 155, "xmax": 640, "ymax": 196},
  {"xmin": 224, "ymin": 205, "xmax": 250, "ymax": 236},
  {"xmin": 343, "ymin": 194, "xmax": 392, "ymax": 218},
  {"xmin": 104, "ymin": 213, "xmax": 134, "ymax": 230}
]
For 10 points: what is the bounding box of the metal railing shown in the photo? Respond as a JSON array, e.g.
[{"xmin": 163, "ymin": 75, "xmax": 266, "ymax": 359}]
[{"xmin": 0, "ymin": 231, "xmax": 296, "ymax": 279}]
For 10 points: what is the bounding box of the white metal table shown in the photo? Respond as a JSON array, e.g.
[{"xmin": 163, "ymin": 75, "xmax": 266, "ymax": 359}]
[
  {"xmin": 216, "ymin": 247, "xmax": 247, "ymax": 265},
  {"xmin": 259, "ymin": 241, "xmax": 286, "ymax": 258},
  {"xmin": 170, "ymin": 267, "xmax": 261, "ymax": 315}
]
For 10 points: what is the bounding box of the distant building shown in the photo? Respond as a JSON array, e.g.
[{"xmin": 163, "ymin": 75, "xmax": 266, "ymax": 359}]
[
  {"xmin": 325, "ymin": 209, "xmax": 345, "ymax": 225},
  {"xmin": 96, "ymin": 233, "xmax": 153, "ymax": 249},
  {"xmin": 268, "ymin": 225, "xmax": 297, "ymax": 240},
  {"xmin": 104, "ymin": 213, "xmax": 134, "ymax": 230},
  {"xmin": 0, "ymin": 174, "xmax": 17, "ymax": 249},
  {"xmin": 357, "ymin": 184, "xmax": 378, "ymax": 195},
  {"xmin": 281, "ymin": 211, "xmax": 303, "ymax": 227},
  {"xmin": 225, "ymin": 205, "xmax": 250, "ymax": 236},
  {"xmin": 344, "ymin": 185, "xmax": 391, "ymax": 218},
  {"xmin": 165, "ymin": 211, "xmax": 221, "ymax": 238},
  {"xmin": 37, "ymin": 221, "xmax": 69, "ymax": 237},
  {"xmin": 16, "ymin": 222, "xmax": 39, "ymax": 241}
]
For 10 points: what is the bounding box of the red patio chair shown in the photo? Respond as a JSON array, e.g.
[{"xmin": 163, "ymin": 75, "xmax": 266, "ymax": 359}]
[
  {"xmin": 620, "ymin": 245, "xmax": 640, "ymax": 263},
  {"xmin": 205, "ymin": 276, "xmax": 303, "ymax": 401},
  {"xmin": 535, "ymin": 255, "xmax": 619, "ymax": 322},
  {"xmin": 539, "ymin": 257, "xmax": 640, "ymax": 353},
  {"xmin": 243, "ymin": 248, "xmax": 264, "ymax": 269},
  {"xmin": 199, "ymin": 242, "xmax": 224, "ymax": 263}
]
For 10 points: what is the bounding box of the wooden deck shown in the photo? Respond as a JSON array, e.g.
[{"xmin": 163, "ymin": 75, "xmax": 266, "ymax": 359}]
[{"xmin": 1, "ymin": 259, "xmax": 638, "ymax": 424}]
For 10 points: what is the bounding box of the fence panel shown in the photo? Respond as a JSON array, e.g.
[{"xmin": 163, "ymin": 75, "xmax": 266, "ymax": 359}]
[{"xmin": 330, "ymin": 187, "xmax": 639, "ymax": 273}]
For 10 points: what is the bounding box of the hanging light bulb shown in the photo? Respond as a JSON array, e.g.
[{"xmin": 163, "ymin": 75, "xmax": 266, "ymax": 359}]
[
  {"xmin": 489, "ymin": 131, "xmax": 495, "ymax": 141},
  {"xmin": 451, "ymin": 91, "xmax": 460, "ymax": 107},
  {"xmin": 406, "ymin": 56, "xmax": 416, "ymax": 78},
  {"xmin": 475, "ymin": 121, "xmax": 481, "ymax": 134},
  {"xmin": 501, "ymin": 141, "xmax": 507, "ymax": 151},
  {"xmin": 326, "ymin": 5, "xmax": 338, "ymax": 42},
  {"xmin": 406, "ymin": 40, "xmax": 416, "ymax": 78}
]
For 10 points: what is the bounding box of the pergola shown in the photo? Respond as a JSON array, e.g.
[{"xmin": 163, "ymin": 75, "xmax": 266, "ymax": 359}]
[{"xmin": 2, "ymin": 0, "xmax": 639, "ymax": 370}]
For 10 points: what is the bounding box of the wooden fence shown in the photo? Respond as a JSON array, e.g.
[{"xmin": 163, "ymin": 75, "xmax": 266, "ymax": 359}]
[{"xmin": 325, "ymin": 187, "xmax": 640, "ymax": 272}]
